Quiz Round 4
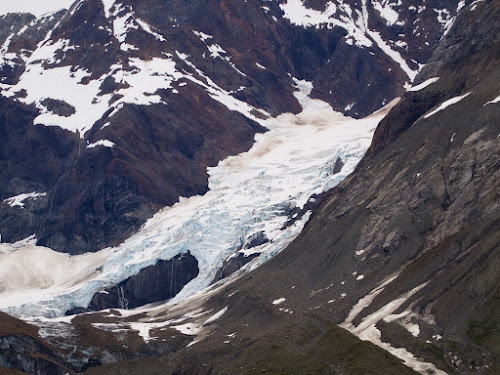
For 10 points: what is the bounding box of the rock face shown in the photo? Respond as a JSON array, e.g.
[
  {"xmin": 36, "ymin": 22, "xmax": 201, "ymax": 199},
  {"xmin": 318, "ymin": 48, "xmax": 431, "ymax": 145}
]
[
  {"xmin": 0, "ymin": 0, "xmax": 463, "ymax": 255},
  {"xmin": 67, "ymin": 252, "xmax": 199, "ymax": 314}
]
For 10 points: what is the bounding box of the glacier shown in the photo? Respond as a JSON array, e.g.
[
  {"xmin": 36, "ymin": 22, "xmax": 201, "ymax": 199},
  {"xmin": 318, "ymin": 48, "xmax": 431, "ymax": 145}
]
[{"xmin": 0, "ymin": 81, "xmax": 393, "ymax": 318}]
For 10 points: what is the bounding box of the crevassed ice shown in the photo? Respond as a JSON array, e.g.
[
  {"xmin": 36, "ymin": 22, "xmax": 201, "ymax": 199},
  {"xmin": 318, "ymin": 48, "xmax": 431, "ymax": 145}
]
[{"xmin": 0, "ymin": 82, "xmax": 389, "ymax": 318}]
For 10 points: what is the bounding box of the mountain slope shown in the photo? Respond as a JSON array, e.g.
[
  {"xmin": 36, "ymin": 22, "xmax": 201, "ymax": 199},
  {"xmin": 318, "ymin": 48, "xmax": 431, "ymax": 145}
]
[{"xmin": 0, "ymin": 1, "xmax": 498, "ymax": 374}]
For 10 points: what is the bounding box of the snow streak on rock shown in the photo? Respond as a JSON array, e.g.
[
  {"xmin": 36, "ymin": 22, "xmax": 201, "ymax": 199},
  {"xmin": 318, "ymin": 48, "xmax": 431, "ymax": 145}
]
[
  {"xmin": 424, "ymin": 92, "xmax": 471, "ymax": 118},
  {"xmin": 341, "ymin": 278, "xmax": 448, "ymax": 375},
  {"xmin": 407, "ymin": 77, "xmax": 440, "ymax": 92}
]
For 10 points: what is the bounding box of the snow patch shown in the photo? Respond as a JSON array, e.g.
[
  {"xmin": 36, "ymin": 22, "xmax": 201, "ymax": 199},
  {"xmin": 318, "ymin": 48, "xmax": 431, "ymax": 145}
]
[
  {"xmin": 280, "ymin": 0, "xmax": 417, "ymax": 80},
  {"xmin": 101, "ymin": 0, "xmax": 116, "ymax": 18},
  {"xmin": 344, "ymin": 283, "xmax": 427, "ymax": 334},
  {"xmin": 87, "ymin": 140, "xmax": 115, "ymax": 149},
  {"xmin": 2, "ymin": 46, "xmax": 183, "ymax": 136},
  {"xmin": 111, "ymin": 8, "xmax": 138, "ymax": 47},
  {"xmin": 367, "ymin": 29, "xmax": 417, "ymax": 80},
  {"xmin": 176, "ymin": 52, "xmax": 258, "ymax": 118},
  {"xmin": 358, "ymin": 325, "xmax": 447, "ymax": 375},
  {"xmin": 272, "ymin": 298, "xmax": 286, "ymax": 305},
  {"xmin": 344, "ymin": 103, "xmax": 355, "ymax": 112},
  {"xmin": 280, "ymin": 0, "xmax": 338, "ymax": 27},
  {"xmin": 280, "ymin": 0, "xmax": 372, "ymax": 48},
  {"xmin": 3, "ymin": 192, "xmax": 46, "ymax": 208},
  {"xmin": 0, "ymin": 33, "xmax": 18, "ymax": 69},
  {"xmin": 136, "ymin": 19, "xmax": 166, "ymax": 42},
  {"xmin": 372, "ymin": 0, "xmax": 400, "ymax": 26},
  {"xmin": 172, "ymin": 322, "xmax": 201, "ymax": 336},
  {"xmin": 128, "ymin": 322, "xmax": 166, "ymax": 343},
  {"xmin": 341, "ymin": 282, "xmax": 447, "ymax": 375},
  {"xmin": 424, "ymin": 93, "xmax": 471, "ymax": 119},
  {"xmin": 342, "ymin": 272, "xmax": 401, "ymax": 326},
  {"xmin": 407, "ymin": 77, "xmax": 439, "ymax": 92},
  {"xmin": 484, "ymin": 94, "xmax": 500, "ymax": 106},
  {"xmin": 384, "ymin": 310, "xmax": 421, "ymax": 337},
  {"xmin": 405, "ymin": 322, "xmax": 420, "ymax": 337},
  {"xmin": 203, "ymin": 307, "xmax": 228, "ymax": 325}
]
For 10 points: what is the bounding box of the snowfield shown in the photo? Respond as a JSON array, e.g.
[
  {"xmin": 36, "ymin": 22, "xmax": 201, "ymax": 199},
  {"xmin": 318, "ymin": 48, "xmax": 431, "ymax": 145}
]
[{"xmin": 0, "ymin": 81, "xmax": 392, "ymax": 318}]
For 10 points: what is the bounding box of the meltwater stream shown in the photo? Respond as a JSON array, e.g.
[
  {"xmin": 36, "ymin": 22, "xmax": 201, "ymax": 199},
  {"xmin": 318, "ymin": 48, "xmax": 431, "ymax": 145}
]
[{"xmin": 0, "ymin": 84, "xmax": 390, "ymax": 317}]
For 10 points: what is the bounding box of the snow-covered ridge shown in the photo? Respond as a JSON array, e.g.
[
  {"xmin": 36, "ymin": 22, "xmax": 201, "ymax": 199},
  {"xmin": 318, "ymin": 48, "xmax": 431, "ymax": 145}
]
[
  {"xmin": 1, "ymin": 41, "xmax": 256, "ymax": 137},
  {"xmin": 0, "ymin": 30, "xmax": 185, "ymax": 136},
  {"xmin": 279, "ymin": 0, "xmax": 372, "ymax": 48},
  {"xmin": 0, "ymin": 82, "xmax": 390, "ymax": 318}
]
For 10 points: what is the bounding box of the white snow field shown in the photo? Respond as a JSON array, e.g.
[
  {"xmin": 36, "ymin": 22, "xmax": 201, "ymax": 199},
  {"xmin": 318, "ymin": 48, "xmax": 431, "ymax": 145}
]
[{"xmin": 0, "ymin": 81, "xmax": 392, "ymax": 318}]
